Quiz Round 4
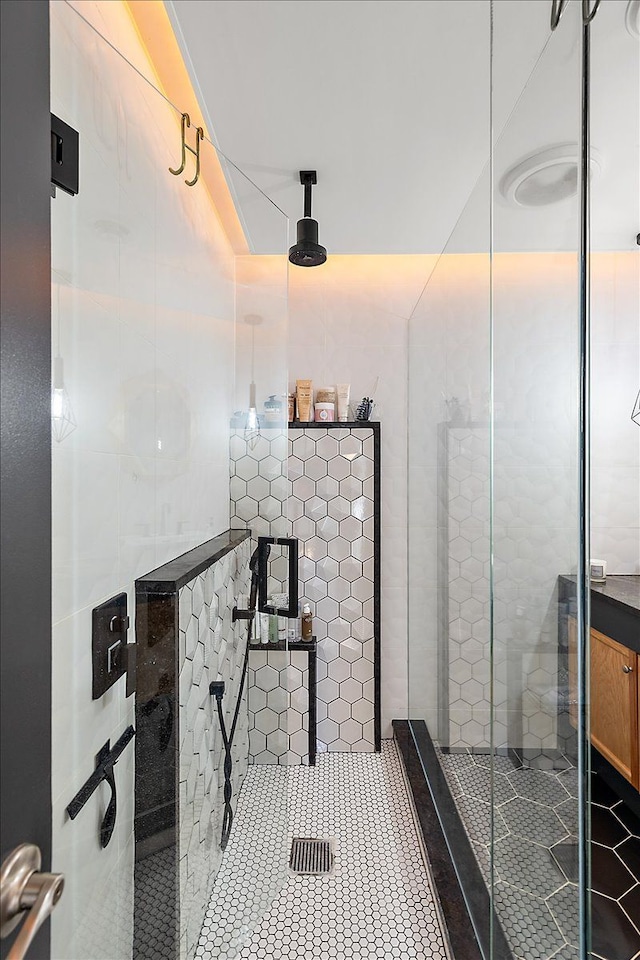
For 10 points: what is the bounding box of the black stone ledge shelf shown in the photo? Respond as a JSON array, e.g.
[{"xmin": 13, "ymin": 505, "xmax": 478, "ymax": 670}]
[
  {"xmin": 136, "ymin": 528, "xmax": 251, "ymax": 594},
  {"xmin": 231, "ymin": 420, "xmax": 381, "ymax": 431},
  {"xmin": 289, "ymin": 420, "xmax": 380, "ymax": 431}
]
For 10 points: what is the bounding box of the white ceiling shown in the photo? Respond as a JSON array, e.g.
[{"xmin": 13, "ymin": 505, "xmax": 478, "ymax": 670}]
[{"xmin": 167, "ymin": 0, "xmax": 638, "ymax": 255}]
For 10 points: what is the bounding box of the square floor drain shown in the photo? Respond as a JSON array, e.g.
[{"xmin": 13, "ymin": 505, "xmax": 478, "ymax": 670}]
[{"xmin": 289, "ymin": 838, "xmax": 334, "ymax": 875}]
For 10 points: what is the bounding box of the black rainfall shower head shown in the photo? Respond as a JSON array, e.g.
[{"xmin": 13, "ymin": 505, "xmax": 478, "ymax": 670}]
[
  {"xmin": 289, "ymin": 217, "xmax": 327, "ymax": 267},
  {"xmin": 288, "ymin": 170, "xmax": 327, "ymax": 267}
]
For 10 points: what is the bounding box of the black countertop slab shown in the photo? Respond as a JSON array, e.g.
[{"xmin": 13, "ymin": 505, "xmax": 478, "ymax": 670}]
[
  {"xmin": 559, "ymin": 575, "xmax": 639, "ymax": 616},
  {"xmin": 590, "ymin": 576, "xmax": 640, "ymax": 617},
  {"xmin": 558, "ymin": 575, "xmax": 640, "ymax": 654},
  {"xmin": 136, "ymin": 528, "xmax": 251, "ymax": 593}
]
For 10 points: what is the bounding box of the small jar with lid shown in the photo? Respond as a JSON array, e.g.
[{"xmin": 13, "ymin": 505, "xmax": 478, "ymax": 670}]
[
  {"xmin": 263, "ymin": 395, "xmax": 284, "ymax": 423},
  {"xmin": 315, "ymin": 388, "xmax": 336, "ymax": 422}
]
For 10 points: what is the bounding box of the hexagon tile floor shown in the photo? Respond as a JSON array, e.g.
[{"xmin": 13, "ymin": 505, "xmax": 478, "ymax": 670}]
[
  {"xmin": 436, "ymin": 745, "xmax": 640, "ymax": 960},
  {"xmin": 195, "ymin": 741, "xmax": 448, "ymax": 960}
]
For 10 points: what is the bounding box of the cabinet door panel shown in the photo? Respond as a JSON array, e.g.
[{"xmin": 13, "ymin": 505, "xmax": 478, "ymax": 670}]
[{"xmin": 590, "ymin": 627, "xmax": 639, "ymax": 788}]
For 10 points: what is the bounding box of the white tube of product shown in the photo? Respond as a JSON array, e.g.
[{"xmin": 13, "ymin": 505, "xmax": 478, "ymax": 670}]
[{"xmin": 336, "ymin": 383, "xmax": 350, "ymax": 422}]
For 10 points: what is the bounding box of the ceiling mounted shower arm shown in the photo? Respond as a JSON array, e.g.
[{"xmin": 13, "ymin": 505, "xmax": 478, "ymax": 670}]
[
  {"xmin": 300, "ymin": 170, "xmax": 317, "ymax": 219},
  {"xmin": 288, "ymin": 170, "xmax": 327, "ymax": 267}
]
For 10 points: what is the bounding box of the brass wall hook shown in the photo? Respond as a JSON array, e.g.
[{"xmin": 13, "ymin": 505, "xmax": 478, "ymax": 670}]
[
  {"xmin": 550, "ymin": 0, "xmax": 569, "ymax": 30},
  {"xmin": 169, "ymin": 112, "xmax": 204, "ymax": 187},
  {"xmin": 582, "ymin": 0, "xmax": 602, "ymax": 24}
]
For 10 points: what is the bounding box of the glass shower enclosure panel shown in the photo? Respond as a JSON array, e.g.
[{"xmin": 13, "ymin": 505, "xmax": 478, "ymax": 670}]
[
  {"xmin": 490, "ymin": 1, "xmax": 586, "ymax": 956},
  {"xmin": 408, "ymin": 3, "xmax": 590, "ymax": 959},
  {"xmin": 407, "ymin": 161, "xmax": 492, "ymax": 949},
  {"xmin": 50, "ymin": 3, "xmax": 289, "ymax": 958}
]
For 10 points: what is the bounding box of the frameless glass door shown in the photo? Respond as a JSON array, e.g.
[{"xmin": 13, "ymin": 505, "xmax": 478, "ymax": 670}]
[
  {"xmin": 407, "ymin": 2, "xmax": 593, "ymax": 958},
  {"xmin": 50, "ymin": 3, "xmax": 289, "ymax": 957}
]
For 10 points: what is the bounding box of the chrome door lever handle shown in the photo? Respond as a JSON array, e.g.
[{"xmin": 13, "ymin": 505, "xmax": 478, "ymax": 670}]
[{"xmin": 0, "ymin": 844, "xmax": 64, "ymax": 960}]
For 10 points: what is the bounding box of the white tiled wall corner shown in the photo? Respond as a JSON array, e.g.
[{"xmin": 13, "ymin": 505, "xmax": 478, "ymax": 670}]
[
  {"xmin": 408, "ymin": 250, "xmax": 639, "ymax": 751},
  {"xmin": 408, "ymin": 253, "xmax": 580, "ymax": 756},
  {"xmin": 289, "ymin": 427, "xmax": 377, "ymax": 752},
  {"xmin": 50, "ymin": 4, "xmax": 236, "ymax": 957},
  {"xmin": 231, "ymin": 426, "xmax": 379, "ymax": 757},
  {"xmin": 288, "ymin": 261, "xmax": 433, "ymax": 734}
]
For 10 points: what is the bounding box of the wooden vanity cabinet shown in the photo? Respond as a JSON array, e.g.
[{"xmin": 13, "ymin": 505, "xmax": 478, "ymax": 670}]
[
  {"xmin": 568, "ymin": 618, "xmax": 640, "ymax": 789},
  {"xmin": 590, "ymin": 627, "xmax": 639, "ymax": 787}
]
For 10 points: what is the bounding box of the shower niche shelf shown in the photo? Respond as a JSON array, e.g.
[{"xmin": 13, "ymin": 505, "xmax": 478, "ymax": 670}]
[
  {"xmin": 249, "ymin": 638, "xmax": 318, "ymax": 766},
  {"xmin": 248, "ymin": 638, "xmax": 317, "ymax": 651}
]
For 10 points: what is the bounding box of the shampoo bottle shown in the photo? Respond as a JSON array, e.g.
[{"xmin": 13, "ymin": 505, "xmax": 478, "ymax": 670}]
[{"xmin": 301, "ymin": 603, "xmax": 313, "ymax": 640}]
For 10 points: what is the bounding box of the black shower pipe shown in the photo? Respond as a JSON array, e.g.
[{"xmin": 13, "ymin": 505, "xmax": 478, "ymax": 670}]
[{"xmin": 209, "ymin": 542, "xmax": 267, "ymax": 850}]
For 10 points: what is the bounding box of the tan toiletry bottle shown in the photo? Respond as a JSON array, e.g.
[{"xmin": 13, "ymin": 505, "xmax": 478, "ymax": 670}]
[
  {"xmin": 301, "ymin": 603, "xmax": 313, "ymax": 640},
  {"xmin": 296, "ymin": 379, "xmax": 313, "ymax": 422}
]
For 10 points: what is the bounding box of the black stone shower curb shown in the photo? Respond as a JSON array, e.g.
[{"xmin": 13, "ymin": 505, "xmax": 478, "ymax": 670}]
[{"xmin": 393, "ymin": 720, "xmax": 513, "ymax": 960}]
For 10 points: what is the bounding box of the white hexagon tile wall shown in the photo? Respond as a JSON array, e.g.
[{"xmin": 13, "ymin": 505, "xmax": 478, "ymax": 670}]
[
  {"xmin": 230, "ymin": 424, "xmax": 379, "ymax": 761},
  {"xmin": 441, "ymin": 422, "xmax": 562, "ymax": 757}
]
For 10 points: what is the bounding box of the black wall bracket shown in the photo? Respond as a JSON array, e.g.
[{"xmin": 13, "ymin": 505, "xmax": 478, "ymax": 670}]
[
  {"xmin": 66, "ymin": 725, "xmax": 135, "ymax": 848},
  {"xmin": 51, "ymin": 113, "xmax": 79, "ymax": 196}
]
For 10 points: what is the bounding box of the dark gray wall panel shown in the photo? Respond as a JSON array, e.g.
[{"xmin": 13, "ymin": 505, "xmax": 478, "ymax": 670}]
[{"xmin": 1, "ymin": 1, "xmax": 51, "ymax": 957}]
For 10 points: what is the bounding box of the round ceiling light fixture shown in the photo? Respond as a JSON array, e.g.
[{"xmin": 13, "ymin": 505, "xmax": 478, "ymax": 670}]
[{"xmin": 499, "ymin": 144, "xmax": 601, "ymax": 208}]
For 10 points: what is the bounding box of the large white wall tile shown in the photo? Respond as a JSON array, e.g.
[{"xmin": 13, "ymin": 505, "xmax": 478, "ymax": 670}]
[{"xmin": 53, "ymin": 446, "xmax": 120, "ymax": 624}]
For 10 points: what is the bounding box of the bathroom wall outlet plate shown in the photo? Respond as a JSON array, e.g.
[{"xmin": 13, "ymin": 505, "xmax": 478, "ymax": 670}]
[{"xmin": 92, "ymin": 592, "xmax": 129, "ymax": 699}]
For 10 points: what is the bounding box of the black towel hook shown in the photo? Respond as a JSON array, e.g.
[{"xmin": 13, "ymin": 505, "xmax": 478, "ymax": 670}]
[{"xmin": 66, "ymin": 725, "xmax": 135, "ymax": 848}]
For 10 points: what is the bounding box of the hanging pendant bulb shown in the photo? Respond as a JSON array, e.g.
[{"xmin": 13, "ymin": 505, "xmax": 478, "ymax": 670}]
[
  {"xmin": 51, "ymin": 355, "xmax": 77, "ymax": 443},
  {"xmin": 243, "ymin": 314, "xmax": 263, "ymax": 450},
  {"xmin": 244, "ymin": 381, "xmax": 260, "ymax": 450}
]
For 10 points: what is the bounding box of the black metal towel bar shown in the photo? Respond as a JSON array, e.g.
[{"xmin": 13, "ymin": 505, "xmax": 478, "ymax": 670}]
[{"xmin": 66, "ymin": 725, "xmax": 135, "ymax": 848}]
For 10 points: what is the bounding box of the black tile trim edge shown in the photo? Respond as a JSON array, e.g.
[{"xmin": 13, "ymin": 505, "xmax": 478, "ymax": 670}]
[
  {"xmin": 394, "ymin": 720, "xmax": 513, "ymax": 960},
  {"xmin": 136, "ymin": 528, "xmax": 251, "ymax": 592},
  {"xmin": 373, "ymin": 423, "xmax": 381, "ymax": 751}
]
